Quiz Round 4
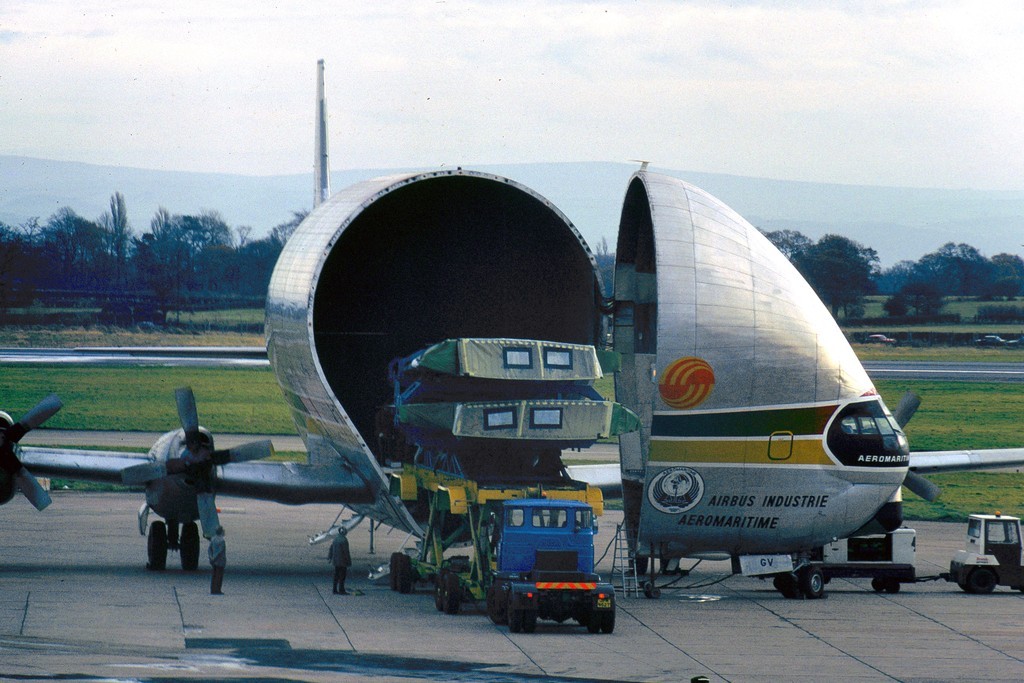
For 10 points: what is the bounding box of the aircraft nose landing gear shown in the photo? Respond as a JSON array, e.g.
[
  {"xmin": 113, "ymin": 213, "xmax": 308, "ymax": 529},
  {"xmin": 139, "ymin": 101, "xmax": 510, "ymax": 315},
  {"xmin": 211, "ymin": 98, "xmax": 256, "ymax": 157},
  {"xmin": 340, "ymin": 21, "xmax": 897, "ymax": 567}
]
[{"xmin": 774, "ymin": 566, "xmax": 826, "ymax": 599}]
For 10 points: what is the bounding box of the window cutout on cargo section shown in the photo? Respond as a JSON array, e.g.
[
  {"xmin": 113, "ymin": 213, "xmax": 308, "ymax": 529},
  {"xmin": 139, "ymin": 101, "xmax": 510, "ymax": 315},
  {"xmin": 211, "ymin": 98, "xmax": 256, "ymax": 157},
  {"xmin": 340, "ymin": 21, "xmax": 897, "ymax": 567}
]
[
  {"xmin": 530, "ymin": 408, "xmax": 563, "ymax": 429},
  {"xmin": 508, "ymin": 508, "xmax": 525, "ymax": 527},
  {"xmin": 484, "ymin": 408, "xmax": 516, "ymax": 430},
  {"xmin": 543, "ymin": 348, "xmax": 573, "ymax": 369},
  {"xmin": 504, "ymin": 347, "xmax": 533, "ymax": 368}
]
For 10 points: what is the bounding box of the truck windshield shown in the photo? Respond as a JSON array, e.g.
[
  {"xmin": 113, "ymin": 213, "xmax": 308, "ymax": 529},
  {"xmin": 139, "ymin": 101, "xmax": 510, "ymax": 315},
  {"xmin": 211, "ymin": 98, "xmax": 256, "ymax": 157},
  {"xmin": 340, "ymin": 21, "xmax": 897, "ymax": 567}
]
[{"xmin": 532, "ymin": 508, "xmax": 568, "ymax": 528}]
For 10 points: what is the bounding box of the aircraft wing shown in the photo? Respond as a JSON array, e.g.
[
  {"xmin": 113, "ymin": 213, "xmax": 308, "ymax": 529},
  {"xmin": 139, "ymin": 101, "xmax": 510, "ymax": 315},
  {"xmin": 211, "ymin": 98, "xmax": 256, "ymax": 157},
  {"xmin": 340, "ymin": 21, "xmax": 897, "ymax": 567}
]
[
  {"xmin": 565, "ymin": 463, "xmax": 622, "ymax": 496},
  {"xmin": 19, "ymin": 445, "xmax": 375, "ymax": 507},
  {"xmin": 19, "ymin": 447, "xmax": 150, "ymax": 485},
  {"xmin": 909, "ymin": 448, "xmax": 1024, "ymax": 474}
]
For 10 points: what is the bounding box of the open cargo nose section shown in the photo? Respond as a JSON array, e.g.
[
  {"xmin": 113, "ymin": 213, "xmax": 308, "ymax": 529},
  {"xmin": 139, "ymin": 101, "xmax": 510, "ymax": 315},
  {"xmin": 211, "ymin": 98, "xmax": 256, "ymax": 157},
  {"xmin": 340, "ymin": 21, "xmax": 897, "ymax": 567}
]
[{"xmin": 311, "ymin": 172, "xmax": 605, "ymax": 445}]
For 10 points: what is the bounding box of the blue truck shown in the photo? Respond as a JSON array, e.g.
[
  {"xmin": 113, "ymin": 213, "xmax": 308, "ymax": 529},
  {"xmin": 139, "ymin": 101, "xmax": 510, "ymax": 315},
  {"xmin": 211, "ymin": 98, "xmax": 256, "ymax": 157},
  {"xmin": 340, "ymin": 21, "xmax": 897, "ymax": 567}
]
[{"xmin": 485, "ymin": 499, "xmax": 615, "ymax": 634}]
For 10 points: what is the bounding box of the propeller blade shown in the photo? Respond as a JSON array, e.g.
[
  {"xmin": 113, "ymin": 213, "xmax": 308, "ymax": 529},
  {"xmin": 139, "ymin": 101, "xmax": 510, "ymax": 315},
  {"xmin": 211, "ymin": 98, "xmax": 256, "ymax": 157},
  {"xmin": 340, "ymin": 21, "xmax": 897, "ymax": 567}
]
[
  {"xmin": 121, "ymin": 461, "xmax": 168, "ymax": 485},
  {"xmin": 196, "ymin": 492, "xmax": 221, "ymax": 539},
  {"xmin": 16, "ymin": 394, "xmax": 63, "ymax": 435},
  {"xmin": 225, "ymin": 439, "xmax": 275, "ymax": 463},
  {"xmin": 904, "ymin": 470, "xmax": 941, "ymax": 502},
  {"xmin": 175, "ymin": 387, "xmax": 200, "ymax": 438},
  {"xmin": 893, "ymin": 391, "xmax": 921, "ymax": 429},
  {"xmin": 15, "ymin": 467, "xmax": 52, "ymax": 511}
]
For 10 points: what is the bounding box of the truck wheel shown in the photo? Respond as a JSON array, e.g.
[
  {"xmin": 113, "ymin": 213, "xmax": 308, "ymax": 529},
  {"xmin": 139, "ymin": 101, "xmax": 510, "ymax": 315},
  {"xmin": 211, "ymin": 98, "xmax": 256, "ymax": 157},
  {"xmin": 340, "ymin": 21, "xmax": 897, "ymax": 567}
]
[
  {"xmin": 395, "ymin": 553, "xmax": 413, "ymax": 594},
  {"xmin": 442, "ymin": 571, "xmax": 461, "ymax": 615},
  {"xmin": 600, "ymin": 610, "xmax": 615, "ymax": 634},
  {"xmin": 522, "ymin": 610, "xmax": 537, "ymax": 633},
  {"xmin": 509, "ymin": 608, "xmax": 523, "ymax": 633},
  {"xmin": 799, "ymin": 567, "xmax": 825, "ymax": 599},
  {"xmin": 434, "ymin": 576, "xmax": 445, "ymax": 611},
  {"xmin": 389, "ymin": 552, "xmax": 400, "ymax": 592},
  {"xmin": 487, "ymin": 585, "xmax": 508, "ymax": 625},
  {"xmin": 966, "ymin": 568, "xmax": 997, "ymax": 594},
  {"xmin": 587, "ymin": 611, "xmax": 601, "ymax": 634}
]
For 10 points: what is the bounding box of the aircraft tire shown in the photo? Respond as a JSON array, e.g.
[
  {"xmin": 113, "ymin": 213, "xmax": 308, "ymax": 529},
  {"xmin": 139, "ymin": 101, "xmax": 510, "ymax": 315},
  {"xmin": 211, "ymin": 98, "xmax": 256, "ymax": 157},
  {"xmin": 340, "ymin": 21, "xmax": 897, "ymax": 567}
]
[
  {"xmin": 799, "ymin": 567, "xmax": 826, "ymax": 599},
  {"xmin": 966, "ymin": 567, "xmax": 997, "ymax": 594},
  {"xmin": 180, "ymin": 522, "xmax": 200, "ymax": 571},
  {"xmin": 773, "ymin": 573, "xmax": 801, "ymax": 599},
  {"xmin": 147, "ymin": 521, "xmax": 167, "ymax": 571},
  {"xmin": 643, "ymin": 581, "xmax": 661, "ymax": 599}
]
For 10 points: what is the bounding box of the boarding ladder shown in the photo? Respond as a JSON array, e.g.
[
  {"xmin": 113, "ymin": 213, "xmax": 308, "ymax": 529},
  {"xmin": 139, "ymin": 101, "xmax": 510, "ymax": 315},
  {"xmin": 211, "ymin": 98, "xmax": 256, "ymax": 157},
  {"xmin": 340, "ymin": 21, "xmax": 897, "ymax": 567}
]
[{"xmin": 612, "ymin": 523, "xmax": 639, "ymax": 597}]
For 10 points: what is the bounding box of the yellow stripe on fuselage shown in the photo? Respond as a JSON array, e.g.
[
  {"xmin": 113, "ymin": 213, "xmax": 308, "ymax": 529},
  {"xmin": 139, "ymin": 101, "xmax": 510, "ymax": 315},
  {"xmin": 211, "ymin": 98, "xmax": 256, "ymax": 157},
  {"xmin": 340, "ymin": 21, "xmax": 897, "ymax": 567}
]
[{"xmin": 649, "ymin": 437, "xmax": 834, "ymax": 466}]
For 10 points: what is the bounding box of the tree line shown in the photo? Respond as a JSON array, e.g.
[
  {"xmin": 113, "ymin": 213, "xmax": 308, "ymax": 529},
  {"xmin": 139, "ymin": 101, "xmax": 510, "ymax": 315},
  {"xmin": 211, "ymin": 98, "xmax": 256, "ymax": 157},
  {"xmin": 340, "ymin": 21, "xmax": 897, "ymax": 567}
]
[
  {"xmin": 0, "ymin": 192, "xmax": 305, "ymax": 321},
  {"xmin": 1, "ymin": 192, "xmax": 1020, "ymax": 325},
  {"xmin": 762, "ymin": 230, "xmax": 1024, "ymax": 320}
]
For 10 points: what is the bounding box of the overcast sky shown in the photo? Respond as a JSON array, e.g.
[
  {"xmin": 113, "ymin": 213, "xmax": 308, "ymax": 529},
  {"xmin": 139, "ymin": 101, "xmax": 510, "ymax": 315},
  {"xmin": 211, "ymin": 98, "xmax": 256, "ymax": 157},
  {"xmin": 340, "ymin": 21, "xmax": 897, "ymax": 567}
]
[{"xmin": 2, "ymin": 1, "xmax": 1022, "ymax": 190}]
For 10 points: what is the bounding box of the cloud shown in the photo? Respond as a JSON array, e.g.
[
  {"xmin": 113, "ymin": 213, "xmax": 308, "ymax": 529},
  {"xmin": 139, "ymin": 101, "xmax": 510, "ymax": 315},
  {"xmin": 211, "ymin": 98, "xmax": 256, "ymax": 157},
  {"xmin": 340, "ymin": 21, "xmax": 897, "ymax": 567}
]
[{"xmin": 0, "ymin": 1, "xmax": 1021, "ymax": 189}]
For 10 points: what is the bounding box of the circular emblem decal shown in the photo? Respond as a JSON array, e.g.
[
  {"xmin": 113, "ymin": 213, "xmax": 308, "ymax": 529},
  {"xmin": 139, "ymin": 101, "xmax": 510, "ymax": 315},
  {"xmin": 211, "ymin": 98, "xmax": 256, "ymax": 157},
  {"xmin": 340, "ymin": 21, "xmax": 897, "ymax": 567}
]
[
  {"xmin": 647, "ymin": 466, "xmax": 705, "ymax": 514},
  {"xmin": 658, "ymin": 356, "xmax": 715, "ymax": 409}
]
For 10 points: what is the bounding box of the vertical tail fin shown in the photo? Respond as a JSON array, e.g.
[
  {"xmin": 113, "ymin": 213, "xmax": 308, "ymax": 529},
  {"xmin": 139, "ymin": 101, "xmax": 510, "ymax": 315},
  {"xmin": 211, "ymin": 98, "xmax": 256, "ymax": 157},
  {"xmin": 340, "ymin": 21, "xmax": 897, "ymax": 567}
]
[{"xmin": 314, "ymin": 59, "xmax": 330, "ymax": 207}]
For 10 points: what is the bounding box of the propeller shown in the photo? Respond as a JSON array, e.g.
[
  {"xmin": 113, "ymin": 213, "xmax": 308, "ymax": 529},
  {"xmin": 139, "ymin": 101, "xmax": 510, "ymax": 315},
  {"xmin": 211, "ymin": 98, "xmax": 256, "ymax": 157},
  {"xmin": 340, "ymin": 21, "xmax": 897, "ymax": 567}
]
[
  {"xmin": 891, "ymin": 390, "xmax": 941, "ymax": 502},
  {"xmin": 120, "ymin": 387, "xmax": 274, "ymax": 537},
  {"xmin": 892, "ymin": 390, "xmax": 921, "ymax": 430},
  {"xmin": 0, "ymin": 394, "xmax": 63, "ymax": 511}
]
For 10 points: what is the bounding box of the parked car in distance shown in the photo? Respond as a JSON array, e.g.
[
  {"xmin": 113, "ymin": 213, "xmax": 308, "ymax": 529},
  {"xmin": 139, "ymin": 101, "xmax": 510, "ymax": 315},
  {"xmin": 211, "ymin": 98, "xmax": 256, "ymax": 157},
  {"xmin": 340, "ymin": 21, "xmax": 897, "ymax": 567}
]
[
  {"xmin": 975, "ymin": 335, "xmax": 1007, "ymax": 346},
  {"xmin": 866, "ymin": 334, "xmax": 897, "ymax": 345}
]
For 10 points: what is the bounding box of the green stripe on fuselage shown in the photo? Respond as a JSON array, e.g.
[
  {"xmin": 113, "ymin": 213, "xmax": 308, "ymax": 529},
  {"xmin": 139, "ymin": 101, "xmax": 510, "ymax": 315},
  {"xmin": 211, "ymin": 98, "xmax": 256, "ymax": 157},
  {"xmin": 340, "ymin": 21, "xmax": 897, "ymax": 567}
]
[{"xmin": 651, "ymin": 404, "xmax": 838, "ymax": 438}]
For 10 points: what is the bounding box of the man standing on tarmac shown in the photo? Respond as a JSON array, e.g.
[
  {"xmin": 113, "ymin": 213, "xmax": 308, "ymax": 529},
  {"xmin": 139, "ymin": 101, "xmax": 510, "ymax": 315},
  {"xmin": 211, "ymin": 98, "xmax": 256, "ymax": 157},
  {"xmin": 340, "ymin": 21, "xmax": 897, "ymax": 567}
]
[
  {"xmin": 329, "ymin": 528, "xmax": 352, "ymax": 595},
  {"xmin": 209, "ymin": 526, "xmax": 226, "ymax": 594}
]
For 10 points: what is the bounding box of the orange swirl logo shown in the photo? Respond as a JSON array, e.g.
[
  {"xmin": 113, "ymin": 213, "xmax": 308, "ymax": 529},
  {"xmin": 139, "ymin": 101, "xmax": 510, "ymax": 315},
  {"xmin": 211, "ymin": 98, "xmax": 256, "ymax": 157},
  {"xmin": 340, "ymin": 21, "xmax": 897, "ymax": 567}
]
[{"xmin": 658, "ymin": 357, "xmax": 715, "ymax": 409}]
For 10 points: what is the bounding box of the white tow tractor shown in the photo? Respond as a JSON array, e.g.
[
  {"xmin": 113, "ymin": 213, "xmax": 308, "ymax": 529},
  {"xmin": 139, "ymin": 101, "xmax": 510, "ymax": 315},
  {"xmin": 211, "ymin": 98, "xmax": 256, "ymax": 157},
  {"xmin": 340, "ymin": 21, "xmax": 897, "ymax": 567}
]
[{"xmin": 948, "ymin": 513, "xmax": 1024, "ymax": 594}]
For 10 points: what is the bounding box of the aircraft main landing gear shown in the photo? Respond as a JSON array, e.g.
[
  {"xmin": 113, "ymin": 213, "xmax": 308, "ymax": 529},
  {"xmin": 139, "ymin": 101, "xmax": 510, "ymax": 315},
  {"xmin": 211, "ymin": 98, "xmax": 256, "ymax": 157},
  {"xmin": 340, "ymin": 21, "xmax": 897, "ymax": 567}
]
[{"xmin": 146, "ymin": 520, "xmax": 167, "ymax": 570}]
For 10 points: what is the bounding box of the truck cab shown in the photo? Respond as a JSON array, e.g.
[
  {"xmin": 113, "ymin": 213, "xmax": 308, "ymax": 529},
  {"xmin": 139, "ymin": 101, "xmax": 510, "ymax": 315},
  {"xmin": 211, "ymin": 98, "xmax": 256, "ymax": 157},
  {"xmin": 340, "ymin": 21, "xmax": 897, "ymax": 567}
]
[
  {"xmin": 499, "ymin": 499, "xmax": 596, "ymax": 573},
  {"xmin": 488, "ymin": 499, "xmax": 615, "ymax": 634},
  {"xmin": 950, "ymin": 513, "xmax": 1024, "ymax": 593}
]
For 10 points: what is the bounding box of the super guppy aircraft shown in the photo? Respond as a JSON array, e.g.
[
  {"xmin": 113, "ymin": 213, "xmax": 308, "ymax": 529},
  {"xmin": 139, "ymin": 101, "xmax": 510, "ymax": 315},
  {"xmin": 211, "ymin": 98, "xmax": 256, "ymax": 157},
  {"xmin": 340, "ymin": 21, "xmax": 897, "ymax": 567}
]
[{"xmin": 9, "ymin": 61, "xmax": 1024, "ymax": 597}]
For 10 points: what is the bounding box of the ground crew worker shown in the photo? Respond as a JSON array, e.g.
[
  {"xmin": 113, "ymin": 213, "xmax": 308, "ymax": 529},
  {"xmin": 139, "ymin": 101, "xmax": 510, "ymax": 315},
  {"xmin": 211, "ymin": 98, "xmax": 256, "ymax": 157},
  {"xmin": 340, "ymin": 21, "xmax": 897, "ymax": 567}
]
[
  {"xmin": 209, "ymin": 526, "xmax": 226, "ymax": 594},
  {"xmin": 328, "ymin": 528, "xmax": 352, "ymax": 595}
]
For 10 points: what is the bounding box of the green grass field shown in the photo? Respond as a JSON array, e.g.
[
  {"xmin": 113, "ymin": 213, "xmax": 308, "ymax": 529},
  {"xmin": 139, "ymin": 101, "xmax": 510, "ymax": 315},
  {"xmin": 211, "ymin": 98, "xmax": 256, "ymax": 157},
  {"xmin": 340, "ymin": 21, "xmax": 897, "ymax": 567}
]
[
  {"xmin": 5, "ymin": 352, "xmax": 1024, "ymax": 522},
  {"xmin": 2, "ymin": 365, "xmax": 291, "ymax": 433}
]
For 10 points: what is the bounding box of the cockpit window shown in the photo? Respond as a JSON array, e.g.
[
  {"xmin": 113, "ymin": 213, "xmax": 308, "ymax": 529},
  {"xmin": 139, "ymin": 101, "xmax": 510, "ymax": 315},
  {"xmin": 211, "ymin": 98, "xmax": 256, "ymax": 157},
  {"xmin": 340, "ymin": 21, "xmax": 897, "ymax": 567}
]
[{"xmin": 826, "ymin": 399, "xmax": 909, "ymax": 467}]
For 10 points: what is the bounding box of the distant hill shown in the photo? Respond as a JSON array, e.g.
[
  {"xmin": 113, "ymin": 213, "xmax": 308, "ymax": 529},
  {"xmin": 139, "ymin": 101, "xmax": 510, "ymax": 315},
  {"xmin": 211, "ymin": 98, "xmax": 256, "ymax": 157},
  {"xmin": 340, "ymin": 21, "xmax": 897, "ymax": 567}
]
[{"xmin": 2, "ymin": 155, "xmax": 1022, "ymax": 267}]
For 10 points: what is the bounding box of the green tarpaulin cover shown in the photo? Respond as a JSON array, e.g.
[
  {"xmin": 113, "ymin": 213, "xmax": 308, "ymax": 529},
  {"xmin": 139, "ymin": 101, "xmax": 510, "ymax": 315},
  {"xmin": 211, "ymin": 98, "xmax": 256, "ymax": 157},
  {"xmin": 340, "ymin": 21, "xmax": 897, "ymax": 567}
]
[
  {"xmin": 398, "ymin": 400, "xmax": 641, "ymax": 441},
  {"xmin": 412, "ymin": 338, "xmax": 606, "ymax": 381}
]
